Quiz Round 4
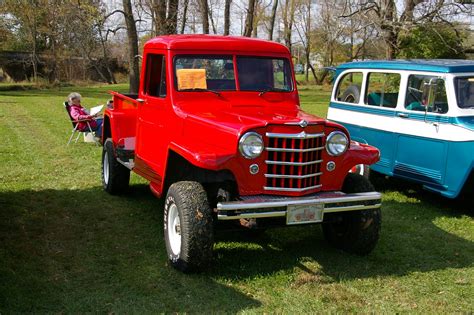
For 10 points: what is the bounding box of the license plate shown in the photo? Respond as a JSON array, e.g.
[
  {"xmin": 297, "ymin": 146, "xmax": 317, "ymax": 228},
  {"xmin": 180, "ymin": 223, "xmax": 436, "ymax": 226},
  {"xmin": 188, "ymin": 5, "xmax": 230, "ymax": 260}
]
[{"xmin": 287, "ymin": 204, "xmax": 324, "ymax": 225}]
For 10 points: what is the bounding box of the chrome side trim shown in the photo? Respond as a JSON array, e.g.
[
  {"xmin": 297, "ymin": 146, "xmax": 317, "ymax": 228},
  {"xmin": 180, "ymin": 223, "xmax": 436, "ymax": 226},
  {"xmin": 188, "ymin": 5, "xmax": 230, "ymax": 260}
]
[
  {"xmin": 266, "ymin": 159, "xmax": 323, "ymax": 166},
  {"xmin": 265, "ymin": 172, "xmax": 323, "ymax": 179},
  {"xmin": 266, "ymin": 146, "xmax": 324, "ymax": 152},
  {"xmin": 266, "ymin": 131, "xmax": 325, "ymax": 139},
  {"xmin": 264, "ymin": 184, "xmax": 322, "ymax": 192}
]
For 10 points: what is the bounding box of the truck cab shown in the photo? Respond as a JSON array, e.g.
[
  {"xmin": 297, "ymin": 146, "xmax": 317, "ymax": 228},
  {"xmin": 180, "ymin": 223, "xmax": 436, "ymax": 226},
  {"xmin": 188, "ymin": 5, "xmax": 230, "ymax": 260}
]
[{"xmin": 101, "ymin": 35, "xmax": 382, "ymax": 272}]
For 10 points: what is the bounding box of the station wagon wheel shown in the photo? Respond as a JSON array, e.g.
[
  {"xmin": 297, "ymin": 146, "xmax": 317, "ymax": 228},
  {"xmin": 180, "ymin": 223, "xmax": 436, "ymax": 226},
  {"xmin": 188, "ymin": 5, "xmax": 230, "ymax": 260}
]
[
  {"xmin": 341, "ymin": 85, "xmax": 360, "ymax": 103},
  {"xmin": 322, "ymin": 173, "xmax": 381, "ymax": 255},
  {"xmin": 164, "ymin": 181, "xmax": 214, "ymax": 272},
  {"xmin": 102, "ymin": 138, "xmax": 130, "ymax": 194}
]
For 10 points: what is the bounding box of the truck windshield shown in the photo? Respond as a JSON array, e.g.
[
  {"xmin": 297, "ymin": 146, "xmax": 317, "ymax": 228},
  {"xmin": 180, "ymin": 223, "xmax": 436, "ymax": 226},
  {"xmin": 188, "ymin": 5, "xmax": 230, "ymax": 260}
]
[
  {"xmin": 454, "ymin": 76, "xmax": 474, "ymax": 108},
  {"xmin": 237, "ymin": 56, "xmax": 293, "ymax": 92},
  {"xmin": 174, "ymin": 56, "xmax": 236, "ymax": 91}
]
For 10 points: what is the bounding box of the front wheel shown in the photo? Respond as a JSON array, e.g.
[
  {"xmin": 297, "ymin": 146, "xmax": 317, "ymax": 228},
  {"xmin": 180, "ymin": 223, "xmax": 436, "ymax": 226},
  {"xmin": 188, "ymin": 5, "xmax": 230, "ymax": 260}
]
[
  {"xmin": 349, "ymin": 164, "xmax": 370, "ymax": 179},
  {"xmin": 322, "ymin": 173, "xmax": 381, "ymax": 255},
  {"xmin": 164, "ymin": 181, "xmax": 214, "ymax": 272},
  {"xmin": 102, "ymin": 138, "xmax": 130, "ymax": 194}
]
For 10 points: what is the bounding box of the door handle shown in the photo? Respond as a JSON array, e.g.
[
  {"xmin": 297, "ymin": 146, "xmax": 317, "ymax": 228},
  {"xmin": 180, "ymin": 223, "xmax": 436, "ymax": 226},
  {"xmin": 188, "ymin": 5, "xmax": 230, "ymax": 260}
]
[{"xmin": 398, "ymin": 113, "xmax": 409, "ymax": 118}]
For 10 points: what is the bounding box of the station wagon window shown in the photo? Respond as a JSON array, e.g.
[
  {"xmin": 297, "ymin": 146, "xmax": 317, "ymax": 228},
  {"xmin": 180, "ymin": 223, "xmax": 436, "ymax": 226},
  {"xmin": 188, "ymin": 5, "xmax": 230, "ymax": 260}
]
[
  {"xmin": 405, "ymin": 75, "xmax": 448, "ymax": 114},
  {"xmin": 174, "ymin": 56, "xmax": 236, "ymax": 91},
  {"xmin": 237, "ymin": 57, "xmax": 293, "ymax": 92},
  {"xmin": 454, "ymin": 76, "xmax": 474, "ymax": 109},
  {"xmin": 365, "ymin": 72, "xmax": 400, "ymax": 108},
  {"xmin": 335, "ymin": 72, "xmax": 363, "ymax": 103},
  {"xmin": 144, "ymin": 54, "xmax": 167, "ymax": 98}
]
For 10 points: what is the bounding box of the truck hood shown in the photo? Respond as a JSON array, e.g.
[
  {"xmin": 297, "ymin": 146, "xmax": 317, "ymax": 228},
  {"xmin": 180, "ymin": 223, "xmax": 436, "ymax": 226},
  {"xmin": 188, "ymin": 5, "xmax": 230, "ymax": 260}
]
[{"xmin": 181, "ymin": 106, "xmax": 328, "ymax": 135}]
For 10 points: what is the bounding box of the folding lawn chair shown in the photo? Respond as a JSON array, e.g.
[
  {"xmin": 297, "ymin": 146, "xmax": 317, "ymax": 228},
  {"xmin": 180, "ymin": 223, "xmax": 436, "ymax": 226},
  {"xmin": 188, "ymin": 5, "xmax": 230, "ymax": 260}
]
[{"xmin": 64, "ymin": 102, "xmax": 99, "ymax": 146}]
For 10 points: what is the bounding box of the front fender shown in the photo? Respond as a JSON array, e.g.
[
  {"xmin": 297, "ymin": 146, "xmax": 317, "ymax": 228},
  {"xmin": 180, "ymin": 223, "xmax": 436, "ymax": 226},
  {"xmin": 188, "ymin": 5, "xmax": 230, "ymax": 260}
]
[{"xmin": 168, "ymin": 142, "xmax": 235, "ymax": 170}]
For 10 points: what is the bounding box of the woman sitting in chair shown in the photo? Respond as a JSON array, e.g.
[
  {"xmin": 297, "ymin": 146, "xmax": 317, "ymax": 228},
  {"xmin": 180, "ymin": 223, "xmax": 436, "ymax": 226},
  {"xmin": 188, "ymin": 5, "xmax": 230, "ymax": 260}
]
[{"xmin": 67, "ymin": 92, "xmax": 103, "ymax": 138}]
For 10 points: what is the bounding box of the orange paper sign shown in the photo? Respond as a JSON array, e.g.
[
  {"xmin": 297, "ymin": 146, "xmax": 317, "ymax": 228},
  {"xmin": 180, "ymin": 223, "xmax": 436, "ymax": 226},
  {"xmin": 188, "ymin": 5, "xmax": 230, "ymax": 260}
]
[{"xmin": 176, "ymin": 69, "xmax": 207, "ymax": 90}]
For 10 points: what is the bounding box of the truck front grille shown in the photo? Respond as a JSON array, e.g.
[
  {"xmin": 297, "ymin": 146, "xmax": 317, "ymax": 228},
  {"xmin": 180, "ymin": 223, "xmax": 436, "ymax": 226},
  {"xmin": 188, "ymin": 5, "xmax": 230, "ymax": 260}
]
[{"xmin": 265, "ymin": 131, "xmax": 324, "ymax": 192}]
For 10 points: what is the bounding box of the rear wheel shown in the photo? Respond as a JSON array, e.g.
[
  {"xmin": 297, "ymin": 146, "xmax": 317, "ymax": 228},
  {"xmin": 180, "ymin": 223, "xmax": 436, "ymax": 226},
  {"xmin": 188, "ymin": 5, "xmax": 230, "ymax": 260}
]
[
  {"xmin": 322, "ymin": 173, "xmax": 381, "ymax": 255},
  {"xmin": 102, "ymin": 138, "xmax": 130, "ymax": 194},
  {"xmin": 164, "ymin": 181, "xmax": 214, "ymax": 272}
]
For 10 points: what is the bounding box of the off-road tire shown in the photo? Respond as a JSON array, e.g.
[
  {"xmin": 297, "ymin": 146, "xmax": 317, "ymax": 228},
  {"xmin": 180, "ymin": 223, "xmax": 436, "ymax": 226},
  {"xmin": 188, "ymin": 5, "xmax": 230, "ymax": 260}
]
[
  {"xmin": 341, "ymin": 85, "xmax": 360, "ymax": 103},
  {"xmin": 164, "ymin": 181, "xmax": 214, "ymax": 272},
  {"xmin": 322, "ymin": 173, "xmax": 381, "ymax": 255},
  {"xmin": 102, "ymin": 138, "xmax": 130, "ymax": 194}
]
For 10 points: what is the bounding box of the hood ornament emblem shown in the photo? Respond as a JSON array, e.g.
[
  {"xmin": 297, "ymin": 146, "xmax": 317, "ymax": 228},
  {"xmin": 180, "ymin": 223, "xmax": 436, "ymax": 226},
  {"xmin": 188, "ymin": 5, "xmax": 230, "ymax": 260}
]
[{"xmin": 299, "ymin": 120, "xmax": 308, "ymax": 128}]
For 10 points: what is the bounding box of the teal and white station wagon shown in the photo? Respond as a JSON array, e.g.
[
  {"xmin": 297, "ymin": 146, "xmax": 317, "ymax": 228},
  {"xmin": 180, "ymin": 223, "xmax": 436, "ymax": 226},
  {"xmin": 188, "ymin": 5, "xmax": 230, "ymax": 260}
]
[{"xmin": 327, "ymin": 60, "xmax": 474, "ymax": 199}]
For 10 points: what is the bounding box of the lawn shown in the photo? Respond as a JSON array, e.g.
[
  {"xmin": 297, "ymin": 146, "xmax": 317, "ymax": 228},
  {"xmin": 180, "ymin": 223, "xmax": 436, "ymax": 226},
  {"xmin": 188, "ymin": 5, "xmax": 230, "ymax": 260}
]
[{"xmin": 0, "ymin": 84, "xmax": 472, "ymax": 313}]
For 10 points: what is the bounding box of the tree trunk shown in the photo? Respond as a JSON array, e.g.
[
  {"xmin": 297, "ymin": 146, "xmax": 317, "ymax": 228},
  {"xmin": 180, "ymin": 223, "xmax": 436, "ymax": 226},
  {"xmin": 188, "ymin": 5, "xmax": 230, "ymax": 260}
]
[
  {"xmin": 243, "ymin": 0, "xmax": 256, "ymax": 37},
  {"xmin": 209, "ymin": 7, "xmax": 217, "ymax": 34},
  {"xmin": 152, "ymin": 0, "xmax": 167, "ymax": 35},
  {"xmin": 200, "ymin": 0, "xmax": 209, "ymax": 33},
  {"xmin": 224, "ymin": 0, "xmax": 232, "ymax": 35},
  {"xmin": 304, "ymin": 0, "xmax": 311, "ymax": 82},
  {"xmin": 283, "ymin": 0, "xmax": 295, "ymax": 51},
  {"xmin": 123, "ymin": 0, "xmax": 140, "ymax": 94},
  {"xmin": 381, "ymin": 0, "xmax": 398, "ymax": 59},
  {"xmin": 181, "ymin": 0, "xmax": 189, "ymax": 34},
  {"xmin": 98, "ymin": 28, "xmax": 116, "ymax": 84},
  {"xmin": 268, "ymin": 0, "xmax": 278, "ymax": 40},
  {"xmin": 167, "ymin": 0, "xmax": 179, "ymax": 34}
]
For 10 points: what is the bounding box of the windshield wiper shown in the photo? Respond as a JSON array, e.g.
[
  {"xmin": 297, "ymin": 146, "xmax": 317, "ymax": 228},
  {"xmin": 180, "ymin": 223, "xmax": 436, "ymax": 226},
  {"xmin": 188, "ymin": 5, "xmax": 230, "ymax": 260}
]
[
  {"xmin": 258, "ymin": 88, "xmax": 286, "ymax": 96},
  {"xmin": 180, "ymin": 88, "xmax": 221, "ymax": 96}
]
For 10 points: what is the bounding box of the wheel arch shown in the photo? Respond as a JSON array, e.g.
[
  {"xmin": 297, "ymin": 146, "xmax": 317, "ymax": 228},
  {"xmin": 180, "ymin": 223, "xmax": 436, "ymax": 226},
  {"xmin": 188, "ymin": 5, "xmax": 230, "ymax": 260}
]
[{"xmin": 163, "ymin": 150, "xmax": 238, "ymax": 204}]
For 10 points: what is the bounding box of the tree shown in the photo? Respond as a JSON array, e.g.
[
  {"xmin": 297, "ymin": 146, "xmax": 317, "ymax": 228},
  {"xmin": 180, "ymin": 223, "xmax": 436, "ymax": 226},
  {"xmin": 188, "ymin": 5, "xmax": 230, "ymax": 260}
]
[
  {"xmin": 398, "ymin": 23, "xmax": 466, "ymax": 59},
  {"xmin": 243, "ymin": 0, "xmax": 257, "ymax": 37},
  {"xmin": 200, "ymin": 0, "xmax": 210, "ymax": 33},
  {"xmin": 344, "ymin": 0, "xmax": 473, "ymax": 59},
  {"xmin": 0, "ymin": 0, "xmax": 45, "ymax": 82},
  {"xmin": 123, "ymin": 0, "xmax": 140, "ymax": 93},
  {"xmin": 281, "ymin": 0, "xmax": 296, "ymax": 51},
  {"xmin": 224, "ymin": 0, "xmax": 232, "ymax": 35},
  {"xmin": 144, "ymin": 0, "xmax": 179, "ymax": 35},
  {"xmin": 268, "ymin": 0, "xmax": 278, "ymax": 40},
  {"xmin": 294, "ymin": 0, "xmax": 312, "ymax": 81}
]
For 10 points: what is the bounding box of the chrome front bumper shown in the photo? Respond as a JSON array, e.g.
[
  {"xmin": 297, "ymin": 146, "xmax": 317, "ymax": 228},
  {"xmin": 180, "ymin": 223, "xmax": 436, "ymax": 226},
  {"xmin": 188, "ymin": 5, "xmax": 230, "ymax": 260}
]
[{"xmin": 216, "ymin": 191, "xmax": 382, "ymax": 221}]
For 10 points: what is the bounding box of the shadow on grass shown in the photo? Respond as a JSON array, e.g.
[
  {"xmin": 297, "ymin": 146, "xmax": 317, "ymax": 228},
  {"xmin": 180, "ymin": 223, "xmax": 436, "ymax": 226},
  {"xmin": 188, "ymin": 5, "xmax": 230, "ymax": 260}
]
[
  {"xmin": 0, "ymin": 185, "xmax": 260, "ymax": 313},
  {"xmin": 1, "ymin": 180, "xmax": 472, "ymax": 311},
  {"xmin": 211, "ymin": 175, "xmax": 473, "ymax": 281}
]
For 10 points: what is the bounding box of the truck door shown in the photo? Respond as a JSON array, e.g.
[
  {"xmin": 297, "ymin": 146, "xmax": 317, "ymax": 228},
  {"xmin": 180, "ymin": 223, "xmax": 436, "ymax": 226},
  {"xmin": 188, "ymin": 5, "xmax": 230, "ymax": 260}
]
[
  {"xmin": 135, "ymin": 52, "xmax": 168, "ymax": 180},
  {"xmin": 394, "ymin": 74, "xmax": 448, "ymax": 187}
]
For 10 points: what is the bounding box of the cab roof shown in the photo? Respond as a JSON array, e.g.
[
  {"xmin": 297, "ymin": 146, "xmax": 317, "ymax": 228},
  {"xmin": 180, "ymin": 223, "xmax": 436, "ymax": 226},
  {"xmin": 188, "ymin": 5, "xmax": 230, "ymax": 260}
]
[
  {"xmin": 144, "ymin": 35, "xmax": 290, "ymax": 54},
  {"xmin": 336, "ymin": 59, "xmax": 474, "ymax": 74}
]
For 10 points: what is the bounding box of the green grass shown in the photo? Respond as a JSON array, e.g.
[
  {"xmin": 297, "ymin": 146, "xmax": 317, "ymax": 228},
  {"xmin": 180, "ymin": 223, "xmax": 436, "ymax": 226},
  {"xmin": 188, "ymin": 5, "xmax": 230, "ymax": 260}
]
[{"xmin": 0, "ymin": 83, "xmax": 473, "ymax": 313}]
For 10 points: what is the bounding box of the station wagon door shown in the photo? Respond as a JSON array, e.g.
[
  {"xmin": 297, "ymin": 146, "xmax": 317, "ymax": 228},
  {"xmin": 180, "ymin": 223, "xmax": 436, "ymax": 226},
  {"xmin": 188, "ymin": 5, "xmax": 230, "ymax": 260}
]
[
  {"xmin": 328, "ymin": 71, "xmax": 399, "ymax": 175},
  {"xmin": 393, "ymin": 74, "xmax": 449, "ymax": 187}
]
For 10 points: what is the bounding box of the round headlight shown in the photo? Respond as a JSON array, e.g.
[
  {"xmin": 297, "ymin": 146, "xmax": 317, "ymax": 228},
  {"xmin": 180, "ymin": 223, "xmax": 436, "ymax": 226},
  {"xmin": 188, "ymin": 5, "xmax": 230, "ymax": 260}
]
[
  {"xmin": 239, "ymin": 132, "xmax": 264, "ymax": 159},
  {"xmin": 326, "ymin": 131, "xmax": 348, "ymax": 156}
]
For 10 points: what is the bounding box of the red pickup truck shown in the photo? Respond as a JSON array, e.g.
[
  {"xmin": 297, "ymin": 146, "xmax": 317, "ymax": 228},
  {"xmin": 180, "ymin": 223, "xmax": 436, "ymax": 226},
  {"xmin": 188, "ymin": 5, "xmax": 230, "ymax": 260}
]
[{"xmin": 101, "ymin": 35, "xmax": 382, "ymax": 272}]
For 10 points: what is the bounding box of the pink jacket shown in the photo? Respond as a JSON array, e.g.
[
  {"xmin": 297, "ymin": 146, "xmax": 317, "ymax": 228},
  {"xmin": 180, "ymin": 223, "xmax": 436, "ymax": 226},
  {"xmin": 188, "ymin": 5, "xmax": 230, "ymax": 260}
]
[{"xmin": 69, "ymin": 104, "xmax": 97, "ymax": 131}]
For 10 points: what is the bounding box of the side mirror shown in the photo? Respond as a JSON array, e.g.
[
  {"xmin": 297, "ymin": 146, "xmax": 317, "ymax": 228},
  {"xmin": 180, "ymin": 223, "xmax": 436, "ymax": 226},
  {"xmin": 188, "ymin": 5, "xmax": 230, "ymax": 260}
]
[{"xmin": 421, "ymin": 78, "xmax": 441, "ymax": 109}]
